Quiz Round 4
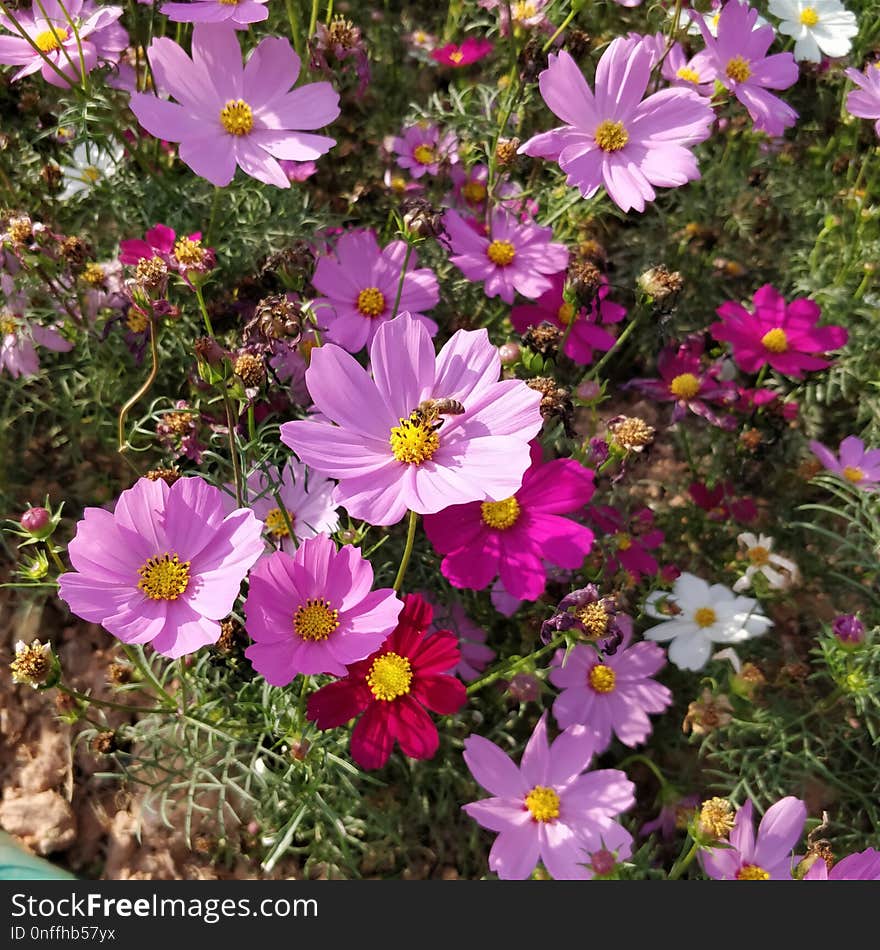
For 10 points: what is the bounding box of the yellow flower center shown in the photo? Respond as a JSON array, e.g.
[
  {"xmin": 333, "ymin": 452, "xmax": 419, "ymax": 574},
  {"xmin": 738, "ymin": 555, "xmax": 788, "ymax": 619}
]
[
  {"xmin": 694, "ymin": 606, "xmax": 717, "ymax": 628},
  {"xmin": 761, "ymin": 327, "xmax": 788, "ymax": 353},
  {"xmin": 293, "ymin": 598, "xmax": 339, "ymax": 641},
  {"xmin": 219, "ymin": 99, "xmax": 254, "ymax": 136},
  {"xmin": 525, "ymin": 785, "xmax": 560, "ymax": 823},
  {"xmin": 173, "ymin": 236, "xmax": 207, "ymax": 267},
  {"xmin": 669, "ymin": 372, "xmax": 701, "ymax": 400},
  {"xmin": 699, "ymin": 797, "xmax": 735, "ymax": 838},
  {"xmin": 264, "ymin": 507, "xmax": 293, "ymax": 538},
  {"xmin": 449, "ymin": 50, "xmax": 465, "ymax": 64},
  {"xmin": 577, "ymin": 603, "xmax": 609, "ymax": 639},
  {"xmin": 413, "ymin": 144, "xmax": 435, "ymax": 165},
  {"xmin": 589, "ymin": 663, "xmax": 616, "ymax": 694},
  {"xmin": 35, "ymin": 27, "xmax": 68, "ymax": 52},
  {"xmin": 557, "ymin": 302, "xmax": 575, "ymax": 326},
  {"xmin": 594, "ymin": 119, "xmax": 629, "ymax": 152},
  {"xmin": 389, "ymin": 175, "xmax": 407, "ymax": 193},
  {"xmin": 736, "ymin": 864, "xmax": 771, "ymax": 881},
  {"xmin": 799, "ymin": 7, "xmax": 819, "ymax": 26},
  {"xmin": 82, "ymin": 262, "xmax": 106, "ymax": 285},
  {"xmin": 82, "ymin": 165, "xmax": 102, "ymax": 183},
  {"xmin": 725, "ymin": 56, "xmax": 752, "ymax": 83},
  {"xmin": 487, "ymin": 239, "xmax": 516, "ymax": 266},
  {"xmin": 747, "ymin": 545, "xmax": 770, "ymax": 566},
  {"xmin": 462, "ymin": 180, "xmax": 487, "ymax": 204},
  {"xmin": 480, "ymin": 497, "xmax": 521, "ymax": 530},
  {"xmin": 616, "ymin": 532, "xmax": 632, "ymax": 551},
  {"xmin": 138, "ymin": 553, "xmax": 191, "ymax": 601},
  {"xmin": 125, "ymin": 307, "xmax": 149, "ymax": 333},
  {"xmin": 676, "ymin": 66, "xmax": 701, "ymax": 84},
  {"xmin": 366, "ymin": 652, "xmax": 413, "ymax": 701},
  {"xmin": 389, "ymin": 414, "xmax": 440, "ymax": 465},
  {"xmin": 356, "ymin": 286, "xmax": 386, "ymax": 317},
  {"xmin": 843, "ymin": 465, "xmax": 864, "ymax": 483},
  {"xmin": 512, "ymin": 0, "xmax": 537, "ymax": 20},
  {"xmin": 0, "ymin": 317, "xmax": 16, "ymax": 336},
  {"xmin": 219, "ymin": 0, "xmax": 240, "ymax": 4}
]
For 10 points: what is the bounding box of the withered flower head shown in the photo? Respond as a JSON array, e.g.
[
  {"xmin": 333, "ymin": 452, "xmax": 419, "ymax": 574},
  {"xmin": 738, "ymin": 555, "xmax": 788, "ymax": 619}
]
[
  {"xmin": 608, "ymin": 415, "xmax": 655, "ymax": 452},
  {"xmin": 526, "ymin": 376, "xmax": 575, "ymax": 436},
  {"xmin": 637, "ymin": 265, "xmax": 683, "ymax": 303},
  {"xmin": 135, "ymin": 256, "xmax": 169, "ymax": 292},
  {"xmin": 568, "ymin": 259, "xmax": 602, "ymax": 302},
  {"xmin": 6, "ymin": 214, "xmax": 33, "ymax": 245},
  {"xmin": 144, "ymin": 466, "xmax": 182, "ymax": 486},
  {"xmin": 495, "ymin": 137, "xmax": 521, "ymax": 167},
  {"xmin": 233, "ymin": 351, "xmax": 266, "ymax": 388},
  {"xmin": 401, "ymin": 197, "xmax": 443, "ymax": 239},
  {"xmin": 522, "ymin": 323, "xmax": 562, "ymax": 358},
  {"xmin": 698, "ymin": 797, "xmax": 736, "ymax": 839},
  {"xmin": 682, "ymin": 688, "xmax": 733, "ymax": 736},
  {"xmin": 10, "ymin": 639, "xmax": 57, "ymax": 688},
  {"xmin": 246, "ymin": 294, "xmax": 304, "ymax": 348},
  {"xmin": 60, "ymin": 235, "xmax": 91, "ymax": 272}
]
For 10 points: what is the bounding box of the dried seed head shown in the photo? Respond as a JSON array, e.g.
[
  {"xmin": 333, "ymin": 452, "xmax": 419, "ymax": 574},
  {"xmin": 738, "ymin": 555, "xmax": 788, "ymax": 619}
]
[
  {"xmin": 10, "ymin": 639, "xmax": 56, "ymax": 688},
  {"xmin": 135, "ymin": 256, "xmax": 169, "ymax": 291},
  {"xmin": 144, "ymin": 466, "xmax": 182, "ymax": 486},
  {"xmin": 107, "ymin": 662, "xmax": 133, "ymax": 686},
  {"xmin": 698, "ymin": 797, "xmax": 736, "ymax": 839},
  {"xmin": 637, "ymin": 265, "xmax": 683, "ymax": 302},
  {"xmin": 682, "ymin": 688, "xmax": 733, "ymax": 736},
  {"xmin": 248, "ymin": 294, "xmax": 304, "ymax": 345},
  {"xmin": 522, "ymin": 323, "xmax": 562, "ymax": 357},
  {"xmin": 91, "ymin": 731, "xmax": 118, "ymax": 756},
  {"xmin": 495, "ymin": 137, "xmax": 521, "ymax": 167},
  {"xmin": 608, "ymin": 416, "xmax": 655, "ymax": 452},
  {"xmin": 7, "ymin": 215, "xmax": 33, "ymax": 245},
  {"xmin": 193, "ymin": 335, "xmax": 226, "ymax": 366},
  {"xmin": 215, "ymin": 617, "xmax": 247, "ymax": 654},
  {"xmin": 401, "ymin": 197, "xmax": 443, "ymax": 238},
  {"xmin": 527, "ymin": 376, "xmax": 575, "ymax": 434},
  {"xmin": 60, "ymin": 235, "xmax": 91, "ymax": 272},
  {"xmin": 568, "ymin": 260, "xmax": 602, "ymax": 302},
  {"xmin": 233, "ymin": 351, "xmax": 265, "ymax": 388}
]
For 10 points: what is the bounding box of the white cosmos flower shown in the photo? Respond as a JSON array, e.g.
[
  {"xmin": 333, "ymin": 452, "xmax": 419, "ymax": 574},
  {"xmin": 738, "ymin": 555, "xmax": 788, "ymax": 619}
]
[
  {"xmin": 59, "ymin": 142, "xmax": 123, "ymax": 201},
  {"xmin": 769, "ymin": 0, "xmax": 858, "ymax": 62},
  {"xmin": 676, "ymin": 4, "xmax": 770, "ymax": 36},
  {"xmin": 643, "ymin": 573, "xmax": 772, "ymax": 671},
  {"xmin": 733, "ymin": 532, "xmax": 799, "ymax": 593}
]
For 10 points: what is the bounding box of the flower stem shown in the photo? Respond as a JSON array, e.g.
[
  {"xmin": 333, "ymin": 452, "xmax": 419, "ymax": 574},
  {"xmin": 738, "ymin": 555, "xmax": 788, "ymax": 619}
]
[
  {"xmin": 118, "ymin": 317, "xmax": 159, "ymax": 453},
  {"xmin": 586, "ymin": 308, "xmax": 642, "ymax": 380},
  {"xmin": 392, "ymin": 509, "xmax": 419, "ymax": 592},
  {"xmin": 56, "ymin": 683, "xmax": 170, "ymax": 716},
  {"xmin": 194, "ymin": 285, "xmax": 214, "ymax": 336},
  {"xmin": 391, "ymin": 241, "xmax": 414, "ymax": 319},
  {"xmin": 285, "ymin": 0, "xmax": 305, "ymax": 60},
  {"xmin": 47, "ymin": 546, "xmax": 66, "ymax": 574},
  {"xmin": 120, "ymin": 644, "xmax": 178, "ymax": 708},
  {"xmin": 542, "ymin": 9, "xmax": 575, "ymax": 52},
  {"xmin": 308, "ymin": 0, "xmax": 320, "ymax": 39},
  {"xmin": 617, "ymin": 752, "xmax": 669, "ymax": 790},
  {"xmin": 466, "ymin": 632, "xmax": 567, "ymax": 696},
  {"xmin": 668, "ymin": 837, "xmax": 700, "ymax": 880},
  {"xmin": 223, "ymin": 390, "xmax": 245, "ymax": 509}
]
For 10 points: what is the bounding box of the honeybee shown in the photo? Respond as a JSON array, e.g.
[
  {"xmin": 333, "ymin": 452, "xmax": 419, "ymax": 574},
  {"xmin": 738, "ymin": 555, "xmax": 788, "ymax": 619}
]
[{"xmin": 412, "ymin": 398, "xmax": 466, "ymax": 431}]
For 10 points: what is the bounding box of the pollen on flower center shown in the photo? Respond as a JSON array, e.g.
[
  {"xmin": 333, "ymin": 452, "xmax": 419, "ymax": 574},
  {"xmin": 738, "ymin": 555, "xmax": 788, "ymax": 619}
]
[
  {"xmin": 449, "ymin": 50, "xmax": 464, "ymax": 64},
  {"xmin": 594, "ymin": 119, "xmax": 629, "ymax": 152},
  {"xmin": 82, "ymin": 166, "xmax": 101, "ymax": 183},
  {"xmin": 843, "ymin": 465, "xmax": 864, "ymax": 483},
  {"xmin": 0, "ymin": 317, "xmax": 16, "ymax": 336},
  {"xmin": 366, "ymin": 652, "xmax": 413, "ymax": 701},
  {"xmin": 525, "ymin": 785, "xmax": 560, "ymax": 822},
  {"xmin": 480, "ymin": 497, "xmax": 521, "ymax": 530},
  {"xmin": 264, "ymin": 507, "xmax": 293, "ymax": 538},
  {"xmin": 589, "ymin": 663, "xmax": 617, "ymax": 694},
  {"xmin": 736, "ymin": 863, "xmax": 771, "ymax": 880},
  {"xmin": 578, "ymin": 603, "xmax": 609, "ymax": 639},
  {"xmin": 487, "ymin": 239, "xmax": 516, "ymax": 266},
  {"xmin": 557, "ymin": 302, "xmax": 575, "ymax": 326},
  {"xmin": 799, "ymin": 6, "xmax": 819, "ymax": 25},
  {"xmin": 126, "ymin": 307, "xmax": 149, "ymax": 333},
  {"xmin": 389, "ymin": 414, "xmax": 440, "ymax": 465},
  {"xmin": 676, "ymin": 66, "xmax": 701, "ymax": 84},
  {"xmin": 462, "ymin": 180, "xmax": 487, "ymax": 203},
  {"xmin": 173, "ymin": 237, "xmax": 207, "ymax": 267},
  {"xmin": 761, "ymin": 327, "xmax": 788, "ymax": 353},
  {"xmin": 293, "ymin": 598, "xmax": 339, "ymax": 641},
  {"xmin": 220, "ymin": 99, "xmax": 254, "ymax": 136},
  {"xmin": 616, "ymin": 532, "xmax": 632, "ymax": 551},
  {"xmin": 413, "ymin": 144, "xmax": 435, "ymax": 165},
  {"xmin": 35, "ymin": 27, "xmax": 68, "ymax": 52},
  {"xmin": 138, "ymin": 553, "xmax": 191, "ymax": 601},
  {"xmin": 670, "ymin": 372, "xmax": 701, "ymax": 400},
  {"xmin": 725, "ymin": 56, "xmax": 752, "ymax": 83},
  {"xmin": 694, "ymin": 606, "xmax": 717, "ymax": 628},
  {"xmin": 747, "ymin": 545, "xmax": 770, "ymax": 566},
  {"xmin": 356, "ymin": 286, "xmax": 386, "ymax": 317}
]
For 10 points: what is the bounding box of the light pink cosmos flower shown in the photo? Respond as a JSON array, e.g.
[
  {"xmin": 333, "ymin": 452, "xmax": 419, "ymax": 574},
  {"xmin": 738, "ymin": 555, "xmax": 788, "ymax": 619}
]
[
  {"xmin": 661, "ymin": 43, "xmax": 716, "ymax": 97},
  {"xmin": 57, "ymin": 477, "xmax": 264, "ymax": 658},
  {"xmin": 518, "ymin": 41, "xmax": 715, "ymax": 213},
  {"xmin": 280, "ymin": 311, "xmax": 544, "ymax": 526},
  {"xmin": 1, "ymin": 289, "xmax": 72, "ymax": 376},
  {"xmin": 845, "ymin": 64, "xmax": 880, "ymax": 138},
  {"xmin": 129, "ymin": 25, "xmax": 340, "ymax": 188},
  {"xmin": 160, "ymin": 0, "xmax": 269, "ymax": 30},
  {"xmin": 444, "ymin": 208, "xmax": 568, "ymax": 304},
  {"xmin": 805, "ymin": 848, "xmax": 880, "ymax": 880},
  {"xmin": 696, "ymin": 1, "xmax": 799, "ymax": 137},
  {"xmin": 700, "ymin": 797, "xmax": 807, "ymax": 880},
  {"xmin": 809, "ymin": 436, "xmax": 880, "ymax": 491},
  {"xmin": 310, "ymin": 229, "xmax": 439, "ymax": 352},
  {"xmin": 243, "ymin": 533, "xmax": 403, "ymax": 683},
  {"xmin": 420, "ymin": 592, "xmax": 495, "ymax": 682},
  {"xmin": 462, "ymin": 713, "xmax": 635, "ymax": 880},
  {"xmin": 0, "ymin": 0, "xmax": 127, "ymax": 87},
  {"xmin": 391, "ymin": 123, "xmax": 458, "ymax": 178}
]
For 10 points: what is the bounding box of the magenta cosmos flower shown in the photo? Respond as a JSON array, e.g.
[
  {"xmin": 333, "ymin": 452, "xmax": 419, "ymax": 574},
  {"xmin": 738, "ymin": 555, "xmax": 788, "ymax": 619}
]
[
  {"xmin": 696, "ymin": 1, "xmax": 799, "ymax": 137},
  {"xmin": 243, "ymin": 533, "xmax": 403, "ymax": 683},
  {"xmin": 548, "ymin": 634, "xmax": 672, "ymax": 753},
  {"xmin": 845, "ymin": 64, "xmax": 880, "ymax": 138},
  {"xmin": 710, "ymin": 284, "xmax": 847, "ymax": 378},
  {"xmin": 160, "ymin": 0, "xmax": 269, "ymax": 29},
  {"xmin": 391, "ymin": 123, "xmax": 458, "ymax": 178},
  {"xmin": 57, "ymin": 477, "xmax": 264, "ymax": 658},
  {"xmin": 518, "ymin": 41, "xmax": 714, "ymax": 213},
  {"xmin": 0, "ymin": 0, "xmax": 127, "ymax": 87},
  {"xmin": 444, "ymin": 208, "xmax": 568, "ymax": 304},
  {"xmin": 588, "ymin": 505, "xmax": 663, "ymax": 582},
  {"xmin": 280, "ymin": 312, "xmax": 543, "ymax": 526},
  {"xmin": 805, "ymin": 848, "xmax": 880, "ymax": 880},
  {"xmin": 809, "ymin": 435, "xmax": 880, "ymax": 491},
  {"xmin": 462, "ymin": 714, "xmax": 635, "ymax": 880},
  {"xmin": 129, "ymin": 25, "xmax": 340, "ymax": 188},
  {"xmin": 700, "ymin": 797, "xmax": 807, "ymax": 880},
  {"xmin": 310, "ymin": 229, "xmax": 439, "ymax": 353},
  {"xmin": 423, "ymin": 445, "xmax": 596, "ymax": 601},
  {"xmin": 431, "ymin": 37, "xmax": 493, "ymax": 67}
]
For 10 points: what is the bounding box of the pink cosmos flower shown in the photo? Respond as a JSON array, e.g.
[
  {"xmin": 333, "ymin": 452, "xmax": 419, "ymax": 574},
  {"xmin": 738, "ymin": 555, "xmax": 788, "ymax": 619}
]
[
  {"xmin": 423, "ymin": 444, "xmax": 596, "ymax": 601},
  {"xmin": 696, "ymin": 1, "xmax": 799, "ymax": 137},
  {"xmin": 518, "ymin": 41, "xmax": 715, "ymax": 213},
  {"xmin": 549, "ymin": 631, "xmax": 672, "ymax": 753},
  {"xmin": 479, "ymin": 0, "xmax": 552, "ymax": 34},
  {"xmin": 462, "ymin": 713, "xmax": 636, "ymax": 880},
  {"xmin": 510, "ymin": 272, "xmax": 626, "ymax": 366},
  {"xmin": 588, "ymin": 505, "xmax": 663, "ymax": 582},
  {"xmin": 57, "ymin": 477, "xmax": 264, "ymax": 658},
  {"xmin": 845, "ymin": 64, "xmax": 880, "ymax": 138},
  {"xmin": 640, "ymin": 794, "xmax": 700, "ymax": 840},
  {"xmin": 805, "ymin": 848, "xmax": 880, "ymax": 880},
  {"xmin": 809, "ymin": 435, "xmax": 880, "ymax": 491},
  {"xmin": 710, "ymin": 284, "xmax": 847, "ymax": 378},
  {"xmin": 279, "ymin": 159, "xmax": 317, "ymax": 182},
  {"xmin": 280, "ymin": 312, "xmax": 544, "ymax": 526},
  {"xmin": 0, "ymin": 0, "xmax": 127, "ymax": 87},
  {"xmin": 391, "ymin": 123, "xmax": 458, "ymax": 178},
  {"xmin": 431, "ymin": 37, "xmax": 493, "ymax": 67},
  {"xmin": 129, "ymin": 25, "xmax": 340, "ymax": 188},
  {"xmin": 310, "ymin": 229, "xmax": 439, "ymax": 353},
  {"xmin": 160, "ymin": 0, "xmax": 269, "ymax": 29},
  {"xmin": 700, "ymin": 797, "xmax": 807, "ymax": 880},
  {"xmin": 444, "ymin": 208, "xmax": 568, "ymax": 304},
  {"xmin": 243, "ymin": 533, "xmax": 403, "ymax": 683},
  {"xmin": 1, "ymin": 294, "xmax": 73, "ymax": 377},
  {"xmin": 661, "ymin": 43, "xmax": 716, "ymax": 97}
]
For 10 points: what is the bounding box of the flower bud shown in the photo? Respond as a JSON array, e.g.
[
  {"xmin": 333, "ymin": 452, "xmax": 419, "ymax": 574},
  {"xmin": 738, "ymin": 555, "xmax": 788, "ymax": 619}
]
[
  {"xmin": 832, "ymin": 614, "xmax": 865, "ymax": 645},
  {"xmin": 20, "ymin": 506, "xmax": 50, "ymax": 536}
]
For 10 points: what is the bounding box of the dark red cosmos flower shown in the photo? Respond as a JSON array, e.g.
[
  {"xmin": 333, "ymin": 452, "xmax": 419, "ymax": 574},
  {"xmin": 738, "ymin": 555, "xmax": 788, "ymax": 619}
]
[
  {"xmin": 689, "ymin": 481, "xmax": 757, "ymax": 524},
  {"xmin": 306, "ymin": 593, "xmax": 466, "ymax": 769}
]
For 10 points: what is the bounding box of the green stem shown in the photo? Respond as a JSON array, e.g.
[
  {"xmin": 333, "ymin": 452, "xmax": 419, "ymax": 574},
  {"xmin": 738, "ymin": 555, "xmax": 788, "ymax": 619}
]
[
  {"xmin": 391, "ymin": 242, "xmax": 414, "ymax": 319},
  {"xmin": 118, "ymin": 317, "xmax": 159, "ymax": 453},
  {"xmin": 194, "ymin": 285, "xmax": 214, "ymax": 336},
  {"xmin": 668, "ymin": 837, "xmax": 700, "ymax": 880},
  {"xmin": 586, "ymin": 309, "xmax": 642, "ymax": 380},
  {"xmin": 296, "ymin": 674, "xmax": 311, "ymax": 727},
  {"xmin": 223, "ymin": 390, "xmax": 245, "ymax": 509},
  {"xmin": 617, "ymin": 753, "xmax": 670, "ymax": 790},
  {"xmin": 47, "ymin": 546, "xmax": 66, "ymax": 574},
  {"xmin": 285, "ymin": 0, "xmax": 305, "ymax": 59},
  {"xmin": 542, "ymin": 8, "xmax": 575, "ymax": 52},
  {"xmin": 56, "ymin": 683, "xmax": 170, "ymax": 716},
  {"xmin": 308, "ymin": 0, "xmax": 320, "ymax": 38},
  {"xmin": 466, "ymin": 632, "xmax": 567, "ymax": 696},
  {"xmin": 120, "ymin": 644, "xmax": 178, "ymax": 708},
  {"xmin": 392, "ymin": 510, "xmax": 418, "ymax": 592}
]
